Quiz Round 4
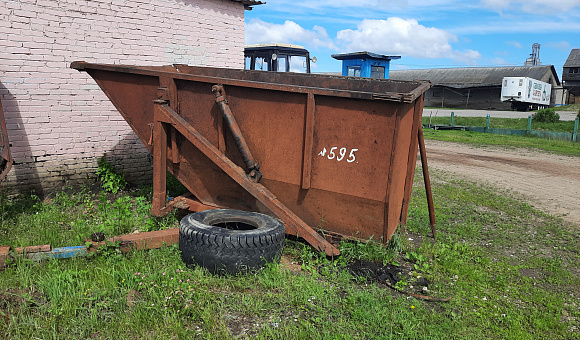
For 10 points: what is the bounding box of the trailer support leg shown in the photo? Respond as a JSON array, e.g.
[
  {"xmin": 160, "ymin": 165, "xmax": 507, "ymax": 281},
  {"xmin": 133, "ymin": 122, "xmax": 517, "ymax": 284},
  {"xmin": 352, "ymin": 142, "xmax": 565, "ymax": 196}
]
[
  {"xmin": 418, "ymin": 126, "xmax": 437, "ymax": 238},
  {"xmin": 152, "ymin": 112, "xmax": 168, "ymax": 215}
]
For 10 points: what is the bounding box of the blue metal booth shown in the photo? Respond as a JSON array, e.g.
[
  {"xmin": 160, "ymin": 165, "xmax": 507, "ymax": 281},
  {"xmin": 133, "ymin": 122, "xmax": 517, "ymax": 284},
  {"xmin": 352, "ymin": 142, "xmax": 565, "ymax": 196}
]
[{"xmin": 332, "ymin": 52, "xmax": 401, "ymax": 79}]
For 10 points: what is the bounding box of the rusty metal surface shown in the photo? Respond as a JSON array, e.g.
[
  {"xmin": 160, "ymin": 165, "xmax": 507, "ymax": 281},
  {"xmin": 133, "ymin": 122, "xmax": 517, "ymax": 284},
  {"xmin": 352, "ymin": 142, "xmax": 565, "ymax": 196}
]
[
  {"xmin": 0, "ymin": 97, "xmax": 12, "ymax": 181},
  {"xmin": 71, "ymin": 61, "xmax": 431, "ymax": 248},
  {"xmin": 86, "ymin": 228, "xmax": 180, "ymax": 253},
  {"xmin": 14, "ymin": 245, "xmax": 52, "ymax": 254},
  {"xmin": 418, "ymin": 126, "xmax": 437, "ymax": 238}
]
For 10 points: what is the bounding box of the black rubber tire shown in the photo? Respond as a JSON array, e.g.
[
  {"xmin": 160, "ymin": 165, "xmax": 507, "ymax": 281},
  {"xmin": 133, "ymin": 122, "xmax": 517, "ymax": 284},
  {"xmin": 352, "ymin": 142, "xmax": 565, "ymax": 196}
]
[{"xmin": 179, "ymin": 209, "xmax": 285, "ymax": 275}]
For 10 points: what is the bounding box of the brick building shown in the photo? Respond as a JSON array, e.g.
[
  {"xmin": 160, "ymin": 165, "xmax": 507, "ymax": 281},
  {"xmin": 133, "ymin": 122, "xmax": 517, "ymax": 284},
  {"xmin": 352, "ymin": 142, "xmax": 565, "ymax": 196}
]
[{"xmin": 0, "ymin": 0, "xmax": 260, "ymax": 194}]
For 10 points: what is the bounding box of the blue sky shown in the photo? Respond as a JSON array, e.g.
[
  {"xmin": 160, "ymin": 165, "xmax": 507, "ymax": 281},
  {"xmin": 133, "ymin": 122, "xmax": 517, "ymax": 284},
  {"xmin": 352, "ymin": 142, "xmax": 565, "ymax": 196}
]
[{"xmin": 244, "ymin": 0, "xmax": 580, "ymax": 80}]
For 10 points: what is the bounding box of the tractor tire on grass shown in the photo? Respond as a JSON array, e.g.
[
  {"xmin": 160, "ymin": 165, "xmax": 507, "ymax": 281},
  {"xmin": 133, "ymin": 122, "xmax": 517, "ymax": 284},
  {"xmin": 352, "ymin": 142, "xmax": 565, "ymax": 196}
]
[{"xmin": 179, "ymin": 209, "xmax": 285, "ymax": 275}]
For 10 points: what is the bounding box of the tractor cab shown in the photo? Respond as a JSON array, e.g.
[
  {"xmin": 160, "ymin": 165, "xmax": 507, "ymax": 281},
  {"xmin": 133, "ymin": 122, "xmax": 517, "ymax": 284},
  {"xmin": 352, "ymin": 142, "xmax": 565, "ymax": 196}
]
[{"xmin": 244, "ymin": 44, "xmax": 315, "ymax": 73}]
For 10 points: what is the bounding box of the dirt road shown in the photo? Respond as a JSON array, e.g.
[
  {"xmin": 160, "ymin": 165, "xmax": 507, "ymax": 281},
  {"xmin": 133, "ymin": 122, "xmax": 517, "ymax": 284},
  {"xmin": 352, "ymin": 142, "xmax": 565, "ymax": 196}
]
[{"xmin": 424, "ymin": 140, "xmax": 580, "ymax": 226}]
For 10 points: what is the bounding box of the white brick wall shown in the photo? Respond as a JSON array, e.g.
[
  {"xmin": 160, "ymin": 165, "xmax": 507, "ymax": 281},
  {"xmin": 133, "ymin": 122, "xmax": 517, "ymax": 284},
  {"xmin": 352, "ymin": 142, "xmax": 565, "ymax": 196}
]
[{"xmin": 0, "ymin": 0, "xmax": 245, "ymax": 193}]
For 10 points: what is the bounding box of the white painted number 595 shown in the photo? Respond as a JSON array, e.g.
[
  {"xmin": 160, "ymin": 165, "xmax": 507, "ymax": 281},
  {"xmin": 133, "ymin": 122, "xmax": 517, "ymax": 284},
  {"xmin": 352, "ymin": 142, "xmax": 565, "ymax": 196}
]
[
  {"xmin": 329, "ymin": 147, "xmax": 352, "ymax": 161},
  {"xmin": 319, "ymin": 146, "xmax": 359, "ymax": 163}
]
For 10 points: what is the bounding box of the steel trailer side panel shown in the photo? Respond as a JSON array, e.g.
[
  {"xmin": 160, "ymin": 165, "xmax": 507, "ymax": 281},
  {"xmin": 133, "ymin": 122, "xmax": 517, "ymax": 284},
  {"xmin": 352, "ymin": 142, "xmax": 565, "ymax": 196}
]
[
  {"xmin": 261, "ymin": 179, "xmax": 387, "ymax": 239},
  {"xmin": 384, "ymin": 100, "xmax": 418, "ymax": 239},
  {"xmin": 310, "ymin": 96, "xmax": 399, "ymax": 200},
  {"xmin": 87, "ymin": 70, "xmax": 159, "ymax": 153}
]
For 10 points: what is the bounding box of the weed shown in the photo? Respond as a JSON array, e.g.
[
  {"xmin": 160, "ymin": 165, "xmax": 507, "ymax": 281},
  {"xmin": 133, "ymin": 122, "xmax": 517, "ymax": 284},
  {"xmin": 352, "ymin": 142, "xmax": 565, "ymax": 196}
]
[
  {"xmin": 95, "ymin": 240, "xmax": 124, "ymax": 260},
  {"xmin": 386, "ymin": 233, "xmax": 404, "ymax": 253},
  {"xmin": 96, "ymin": 154, "xmax": 127, "ymax": 194},
  {"xmin": 51, "ymin": 185, "xmax": 93, "ymax": 209},
  {"xmin": 405, "ymin": 251, "xmax": 430, "ymax": 272},
  {"xmin": 532, "ymin": 108, "xmax": 560, "ymax": 123},
  {"xmin": 87, "ymin": 193, "xmax": 172, "ymax": 236},
  {"xmin": 394, "ymin": 278, "xmax": 408, "ymax": 290},
  {"xmin": 338, "ymin": 237, "xmax": 398, "ymax": 266}
]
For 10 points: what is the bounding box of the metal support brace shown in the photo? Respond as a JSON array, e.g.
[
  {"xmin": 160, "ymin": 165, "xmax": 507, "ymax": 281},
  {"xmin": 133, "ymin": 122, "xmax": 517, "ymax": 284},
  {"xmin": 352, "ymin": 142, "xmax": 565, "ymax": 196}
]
[{"xmin": 212, "ymin": 85, "xmax": 262, "ymax": 182}]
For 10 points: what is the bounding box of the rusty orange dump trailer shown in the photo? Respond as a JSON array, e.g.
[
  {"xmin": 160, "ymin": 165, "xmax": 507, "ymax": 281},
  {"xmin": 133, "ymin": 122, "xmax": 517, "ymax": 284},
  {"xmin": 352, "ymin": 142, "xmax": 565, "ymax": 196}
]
[{"xmin": 71, "ymin": 62, "xmax": 433, "ymax": 256}]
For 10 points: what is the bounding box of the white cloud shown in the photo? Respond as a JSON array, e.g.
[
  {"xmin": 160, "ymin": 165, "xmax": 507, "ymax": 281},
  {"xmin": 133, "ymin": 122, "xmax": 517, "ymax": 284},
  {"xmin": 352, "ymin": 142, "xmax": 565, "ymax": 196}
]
[
  {"xmin": 545, "ymin": 41, "xmax": 571, "ymax": 50},
  {"xmin": 301, "ymin": 0, "xmax": 410, "ymax": 10},
  {"xmin": 480, "ymin": 0, "xmax": 510, "ymax": 12},
  {"xmin": 245, "ymin": 19, "xmax": 336, "ymax": 49},
  {"xmin": 452, "ymin": 20, "xmax": 580, "ymax": 35},
  {"xmin": 481, "ymin": 0, "xmax": 580, "ymax": 13},
  {"xmin": 491, "ymin": 57, "xmax": 511, "ymax": 65},
  {"xmin": 260, "ymin": 0, "xmax": 475, "ymax": 15},
  {"xmin": 506, "ymin": 41, "xmax": 522, "ymax": 49},
  {"xmin": 453, "ymin": 49, "xmax": 483, "ymax": 64},
  {"xmin": 336, "ymin": 18, "xmax": 481, "ymax": 63}
]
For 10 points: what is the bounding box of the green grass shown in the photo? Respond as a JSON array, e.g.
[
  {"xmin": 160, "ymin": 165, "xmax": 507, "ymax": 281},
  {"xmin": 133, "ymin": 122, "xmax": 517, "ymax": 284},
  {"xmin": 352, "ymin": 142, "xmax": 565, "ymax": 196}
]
[
  {"xmin": 0, "ymin": 171, "xmax": 579, "ymax": 339},
  {"xmin": 424, "ymin": 104, "xmax": 580, "ymax": 113},
  {"xmin": 423, "ymin": 129, "xmax": 580, "ymax": 156},
  {"xmin": 422, "ymin": 116, "xmax": 577, "ymax": 133},
  {"xmin": 557, "ymin": 103, "xmax": 580, "ymax": 112},
  {"xmin": 0, "ymin": 186, "xmax": 177, "ymax": 249}
]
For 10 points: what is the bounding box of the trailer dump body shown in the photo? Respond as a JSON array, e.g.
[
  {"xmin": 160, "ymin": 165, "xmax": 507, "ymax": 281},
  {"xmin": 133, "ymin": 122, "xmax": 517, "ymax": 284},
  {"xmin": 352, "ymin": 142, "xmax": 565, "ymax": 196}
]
[{"xmin": 71, "ymin": 62, "xmax": 431, "ymax": 254}]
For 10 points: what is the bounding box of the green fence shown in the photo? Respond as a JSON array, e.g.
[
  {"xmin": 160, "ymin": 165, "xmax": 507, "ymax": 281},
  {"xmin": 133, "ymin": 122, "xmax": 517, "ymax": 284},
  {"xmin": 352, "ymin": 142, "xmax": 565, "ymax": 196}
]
[{"xmin": 424, "ymin": 112, "xmax": 580, "ymax": 143}]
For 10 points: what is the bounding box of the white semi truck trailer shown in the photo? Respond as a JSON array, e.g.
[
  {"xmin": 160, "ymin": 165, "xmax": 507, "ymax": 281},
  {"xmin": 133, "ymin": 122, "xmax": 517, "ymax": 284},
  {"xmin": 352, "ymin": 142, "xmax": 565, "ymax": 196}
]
[{"xmin": 500, "ymin": 77, "xmax": 551, "ymax": 111}]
